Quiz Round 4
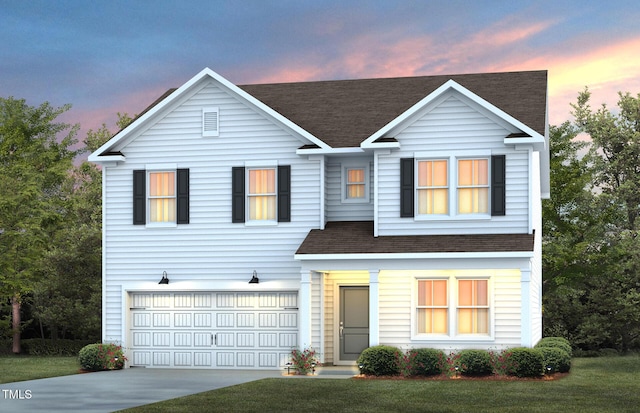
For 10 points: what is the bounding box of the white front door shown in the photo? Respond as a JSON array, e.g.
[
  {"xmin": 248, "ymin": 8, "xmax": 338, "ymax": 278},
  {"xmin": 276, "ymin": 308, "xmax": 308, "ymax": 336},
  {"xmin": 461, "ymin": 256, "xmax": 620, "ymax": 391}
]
[{"xmin": 128, "ymin": 291, "xmax": 298, "ymax": 369}]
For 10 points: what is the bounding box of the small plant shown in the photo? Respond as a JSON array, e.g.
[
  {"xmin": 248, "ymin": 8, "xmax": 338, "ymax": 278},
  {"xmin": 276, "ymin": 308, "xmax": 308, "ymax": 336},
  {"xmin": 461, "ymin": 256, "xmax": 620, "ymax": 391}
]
[
  {"xmin": 539, "ymin": 347, "xmax": 571, "ymax": 373},
  {"xmin": 437, "ymin": 351, "xmax": 462, "ymax": 377},
  {"xmin": 489, "ymin": 349, "xmax": 516, "ymax": 376},
  {"xmin": 395, "ymin": 349, "xmax": 418, "ymax": 377},
  {"xmin": 290, "ymin": 347, "xmax": 319, "ymax": 374},
  {"xmin": 506, "ymin": 347, "xmax": 544, "ymax": 378},
  {"xmin": 78, "ymin": 343, "xmax": 127, "ymax": 371},
  {"xmin": 458, "ymin": 350, "xmax": 493, "ymax": 376},
  {"xmin": 357, "ymin": 345, "xmax": 401, "ymax": 376},
  {"xmin": 411, "ymin": 348, "xmax": 445, "ymax": 376}
]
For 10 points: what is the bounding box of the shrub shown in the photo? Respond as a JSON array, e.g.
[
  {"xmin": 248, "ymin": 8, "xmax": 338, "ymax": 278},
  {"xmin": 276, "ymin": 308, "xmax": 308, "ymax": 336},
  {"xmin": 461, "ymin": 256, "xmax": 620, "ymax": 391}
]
[
  {"xmin": 539, "ymin": 347, "xmax": 571, "ymax": 373},
  {"xmin": 506, "ymin": 347, "xmax": 544, "ymax": 378},
  {"xmin": 458, "ymin": 350, "xmax": 493, "ymax": 376},
  {"xmin": 535, "ymin": 337, "xmax": 572, "ymax": 357},
  {"xmin": 290, "ymin": 347, "xmax": 319, "ymax": 374},
  {"xmin": 22, "ymin": 339, "xmax": 94, "ymax": 356},
  {"xmin": 489, "ymin": 349, "xmax": 516, "ymax": 376},
  {"xmin": 410, "ymin": 348, "xmax": 445, "ymax": 376},
  {"xmin": 78, "ymin": 343, "xmax": 126, "ymax": 371},
  {"xmin": 357, "ymin": 345, "xmax": 401, "ymax": 376}
]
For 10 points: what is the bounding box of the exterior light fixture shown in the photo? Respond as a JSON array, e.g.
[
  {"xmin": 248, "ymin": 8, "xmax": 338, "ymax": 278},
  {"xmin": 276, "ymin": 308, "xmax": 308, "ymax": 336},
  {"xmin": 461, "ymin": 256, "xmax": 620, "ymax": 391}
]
[
  {"xmin": 285, "ymin": 362, "xmax": 293, "ymax": 374},
  {"xmin": 249, "ymin": 270, "xmax": 259, "ymax": 284},
  {"xmin": 158, "ymin": 271, "xmax": 169, "ymax": 285}
]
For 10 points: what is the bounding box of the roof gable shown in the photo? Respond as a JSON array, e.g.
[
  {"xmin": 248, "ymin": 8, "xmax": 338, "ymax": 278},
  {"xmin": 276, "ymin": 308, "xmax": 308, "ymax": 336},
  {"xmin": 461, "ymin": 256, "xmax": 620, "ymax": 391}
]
[
  {"xmin": 240, "ymin": 70, "xmax": 547, "ymax": 148},
  {"xmin": 89, "ymin": 68, "xmax": 330, "ymax": 162}
]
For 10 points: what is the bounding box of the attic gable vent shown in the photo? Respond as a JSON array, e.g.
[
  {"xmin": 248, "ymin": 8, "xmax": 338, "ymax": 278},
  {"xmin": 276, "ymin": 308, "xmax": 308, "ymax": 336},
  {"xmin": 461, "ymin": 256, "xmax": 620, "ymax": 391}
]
[{"xmin": 203, "ymin": 107, "xmax": 219, "ymax": 137}]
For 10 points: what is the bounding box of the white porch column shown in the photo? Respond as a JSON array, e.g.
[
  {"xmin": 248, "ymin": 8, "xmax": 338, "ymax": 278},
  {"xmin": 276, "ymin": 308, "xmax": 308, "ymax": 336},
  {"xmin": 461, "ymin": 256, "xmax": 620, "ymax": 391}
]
[
  {"xmin": 520, "ymin": 267, "xmax": 532, "ymax": 347},
  {"xmin": 369, "ymin": 270, "xmax": 380, "ymax": 346},
  {"xmin": 299, "ymin": 270, "xmax": 312, "ymax": 348}
]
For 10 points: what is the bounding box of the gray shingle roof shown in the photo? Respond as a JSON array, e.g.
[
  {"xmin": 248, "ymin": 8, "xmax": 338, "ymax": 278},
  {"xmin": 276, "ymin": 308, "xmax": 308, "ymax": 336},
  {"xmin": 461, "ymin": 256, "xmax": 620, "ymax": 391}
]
[
  {"xmin": 295, "ymin": 221, "xmax": 535, "ymax": 255},
  {"xmin": 240, "ymin": 70, "xmax": 547, "ymax": 148}
]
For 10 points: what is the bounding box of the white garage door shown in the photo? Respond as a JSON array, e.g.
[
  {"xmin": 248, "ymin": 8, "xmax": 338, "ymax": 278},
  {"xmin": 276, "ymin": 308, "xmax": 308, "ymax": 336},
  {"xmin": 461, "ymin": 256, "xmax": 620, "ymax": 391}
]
[{"xmin": 129, "ymin": 291, "xmax": 298, "ymax": 369}]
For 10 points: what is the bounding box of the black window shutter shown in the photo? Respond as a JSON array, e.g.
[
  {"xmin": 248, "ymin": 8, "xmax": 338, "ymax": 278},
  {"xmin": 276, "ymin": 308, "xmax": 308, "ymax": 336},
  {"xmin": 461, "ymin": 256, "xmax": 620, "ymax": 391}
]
[
  {"xmin": 232, "ymin": 167, "xmax": 245, "ymax": 223},
  {"xmin": 491, "ymin": 155, "xmax": 506, "ymax": 216},
  {"xmin": 277, "ymin": 165, "xmax": 291, "ymax": 222},
  {"xmin": 400, "ymin": 158, "xmax": 415, "ymax": 218},
  {"xmin": 133, "ymin": 170, "xmax": 146, "ymax": 225},
  {"xmin": 177, "ymin": 169, "xmax": 189, "ymax": 224}
]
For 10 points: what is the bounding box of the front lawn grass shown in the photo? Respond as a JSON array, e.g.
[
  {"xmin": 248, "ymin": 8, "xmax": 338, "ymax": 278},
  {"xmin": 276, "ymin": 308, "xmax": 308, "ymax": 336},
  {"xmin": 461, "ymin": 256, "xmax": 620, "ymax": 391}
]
[
  {"xmin": 0, "ymin": 355, "xmax": 79, "ymax": 384},
  {"xmin": 120, "ymin": 356, "xmax": 640, "ymax": 413}
]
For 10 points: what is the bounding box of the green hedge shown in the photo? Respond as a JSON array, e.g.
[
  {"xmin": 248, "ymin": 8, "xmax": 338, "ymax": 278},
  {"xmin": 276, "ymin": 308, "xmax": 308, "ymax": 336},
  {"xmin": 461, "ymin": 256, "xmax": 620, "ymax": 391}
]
[
  {"xmin": 78, "ymin": 343, "xmax": 126, "ymax": 371},
  {"xmin": 22, "ymin": 339, "xmax": 95, "ymax": 356},
  {"xmin": 357, "ymin": 345, "xmax": 401, "ymax": 376},
  {"xmin": 535, "ymin": 337, "xmax": 572, "ymax": 357},
  {"xmin": 506, "ymin": 347, "xmax": 544, "ymax": 377},
  {"xmin": 409, "ymin": 348, "xmax": 445, "ymax": 376},
  {"xmin": 539, "ymin": 347, "xmax": 571, "ymax": 373},
  {"xmin": 458, "ymin": 349, "xmax": 493, "ymax": 376}
]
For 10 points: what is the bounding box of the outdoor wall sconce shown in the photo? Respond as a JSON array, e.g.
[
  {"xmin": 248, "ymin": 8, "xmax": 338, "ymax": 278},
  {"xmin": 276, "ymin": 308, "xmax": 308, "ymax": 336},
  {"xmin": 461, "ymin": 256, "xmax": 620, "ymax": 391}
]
[
  {"xmin": 249, "ymin": 270, "xmax": 259, "ymax": 284},
  {"xmin": 158, "ymin": 271, "xmax": 169, "ymax": 284}
]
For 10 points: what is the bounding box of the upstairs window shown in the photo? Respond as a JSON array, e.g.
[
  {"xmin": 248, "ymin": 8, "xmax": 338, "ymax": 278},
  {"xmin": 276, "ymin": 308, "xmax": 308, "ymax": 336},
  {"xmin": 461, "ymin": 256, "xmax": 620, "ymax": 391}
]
[
  {"xmin": 342, "ymin": 163, "xmax": 370, "ymax": 203},
  {"xmin": 417, "ymin": 160, "xmax": 448, "ymax": 215},
  {"xmin": 232, "ymin": 165, "xmax": 291, "ymax": 224},
  {"xmin": 133, "ymin": 168, "xmax": 189, "ymax": 226},
  {"xmin": 248, "ymin": 168, "xmax": 276, "ymax": 221},
  {"xmin": 149, "ymin": 172, "xmax": 176, "ymax": 223},
  {"xmin": 457, "ymin": 159, "xmax": 489, "ymax": 214}
]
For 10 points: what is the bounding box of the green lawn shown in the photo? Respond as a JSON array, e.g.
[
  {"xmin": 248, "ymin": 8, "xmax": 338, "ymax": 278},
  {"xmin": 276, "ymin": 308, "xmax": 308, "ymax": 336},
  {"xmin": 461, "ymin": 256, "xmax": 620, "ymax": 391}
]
[
  {"xmin": 0, "ymin": 355, "xmax": 80, "ymax": 384},
  {"xmin": 119, "ymin": 356, "xmax": 640, "ymax": 413}
]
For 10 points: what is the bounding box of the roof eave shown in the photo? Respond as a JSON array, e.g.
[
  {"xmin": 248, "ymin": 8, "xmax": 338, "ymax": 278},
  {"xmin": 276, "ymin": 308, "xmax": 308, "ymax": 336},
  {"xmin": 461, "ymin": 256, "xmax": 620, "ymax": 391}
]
[{"xmin": 294, "ymin": 251, "xmax": 534, "ymax": 261}]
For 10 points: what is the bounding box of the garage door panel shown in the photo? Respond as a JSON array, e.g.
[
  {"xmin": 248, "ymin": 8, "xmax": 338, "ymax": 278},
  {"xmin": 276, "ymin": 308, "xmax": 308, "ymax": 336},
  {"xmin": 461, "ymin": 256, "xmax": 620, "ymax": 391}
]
[
  {"xmin": 194, "ymin": 313, "xmax": 211, "ymax": 327},
  {"xmin": 259, "ymin": 313, "xmax": 278, "ymax": 327},
  {"xmin": 217, "ymin": 313, "xmax": 234, "ymax": 327},
  {"xmin": 174, "ymin": 313, "xmax": 192, "ymax": 327},
  {"xmin": 153, "ymin": 313, "xmax": 170, "ymax": 327},
  {"xmin": 129, "ymin": 291, "xmax": 298, "ymax": 369},
  {"xmin": 237, "ymin": 313, "xmax": 255, "ymax": 327}
]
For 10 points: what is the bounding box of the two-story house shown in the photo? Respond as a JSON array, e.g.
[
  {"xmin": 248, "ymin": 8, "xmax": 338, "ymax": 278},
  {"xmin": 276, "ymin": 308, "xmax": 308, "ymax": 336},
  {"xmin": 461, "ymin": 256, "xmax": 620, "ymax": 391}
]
[{"xmin": 89, "ymin": 68, "xmax": 549, "ymax": 369}]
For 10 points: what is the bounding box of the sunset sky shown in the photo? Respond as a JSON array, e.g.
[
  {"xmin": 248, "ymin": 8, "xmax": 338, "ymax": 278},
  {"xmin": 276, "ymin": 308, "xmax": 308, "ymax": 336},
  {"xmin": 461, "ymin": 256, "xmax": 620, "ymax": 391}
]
[{"xmin": 2, "ymin": 0, "xmax": 639, "ymax": 145}]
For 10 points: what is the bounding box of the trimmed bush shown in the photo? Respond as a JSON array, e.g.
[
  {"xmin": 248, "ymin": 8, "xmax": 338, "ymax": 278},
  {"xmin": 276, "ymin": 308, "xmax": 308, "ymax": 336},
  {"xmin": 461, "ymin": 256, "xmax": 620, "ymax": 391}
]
[
  {"xmin": 506, "ymin": 347, "xmax": 544, "ymax": 378},
  {"xmin": 535, "ymin": 337, "xmax": 572, "ymax": 357},
  {"xmin": 357, "ymin": 345, "xmax": 401, "ymax": 376},
  {"xmin": 409, "ymin": 348, "xmax": 445, "ymax": 376},
  {"xmin": 458, "ymin": 350, "xmax": 493, "ymax": 376},
  {"xmin": 539, "ymin": 347, "xmax": 571, "ymax": 373},
  {"xmin": 78, "ymin": 343, "xmax": 126, "ymax": 371}
]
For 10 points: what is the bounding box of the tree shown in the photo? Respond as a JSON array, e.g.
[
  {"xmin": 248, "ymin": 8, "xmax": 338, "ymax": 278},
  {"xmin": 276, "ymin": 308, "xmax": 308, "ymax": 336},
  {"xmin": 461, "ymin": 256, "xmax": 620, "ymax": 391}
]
[
  {"xmin": 31, "ymin": 113, "xmax": 132, "ymax": 341},
  {"xmin": 547, "ymin": 89, "xmax": 640, "ymax": 352},
  {"xmin": 0, "ymin": 97, "xmax": 78, "ymax": 353}
]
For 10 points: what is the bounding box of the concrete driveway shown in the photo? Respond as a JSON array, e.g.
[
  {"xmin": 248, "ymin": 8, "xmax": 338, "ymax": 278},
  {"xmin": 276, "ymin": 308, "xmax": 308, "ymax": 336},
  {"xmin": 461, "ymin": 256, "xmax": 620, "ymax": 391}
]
[{"xmin": 0, "ymin": 368, "xmax": 283, "ymax": 412}]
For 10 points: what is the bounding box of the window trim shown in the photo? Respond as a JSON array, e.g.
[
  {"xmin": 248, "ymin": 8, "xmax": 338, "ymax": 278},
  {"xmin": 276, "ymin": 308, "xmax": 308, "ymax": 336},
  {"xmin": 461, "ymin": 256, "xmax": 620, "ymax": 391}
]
[
  {"xmin": 412, "ymin": 274, "xmax": 494, "ymax": 341},
  {"xmin": 341, "ymin": 162, "xmax": 370, "ymax": 204}
]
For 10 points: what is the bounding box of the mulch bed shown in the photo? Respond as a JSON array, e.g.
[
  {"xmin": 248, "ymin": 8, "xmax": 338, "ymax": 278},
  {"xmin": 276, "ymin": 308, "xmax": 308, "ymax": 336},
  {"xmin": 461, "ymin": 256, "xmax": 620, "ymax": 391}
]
[{"xmin": 353, "ymin": 373, "xmax": 569, "ymax": 381}]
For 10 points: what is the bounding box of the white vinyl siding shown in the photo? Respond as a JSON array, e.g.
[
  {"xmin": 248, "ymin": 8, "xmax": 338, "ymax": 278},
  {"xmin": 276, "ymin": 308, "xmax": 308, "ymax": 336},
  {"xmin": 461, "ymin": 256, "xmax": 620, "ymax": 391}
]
[
  {"xmin": 102, "ymin": 81, "xmax": 322, "ymax": 354},
  {"xmin": 377, "ymin": 92, "xmax": 530, "ymax": 235},
  {"xmin": 103, "ymin": 81, "xmax": 320, "ymax": 284},
  {"xmin": 325, "ymin": 159, "xmax": 374, "ymax": 221}
]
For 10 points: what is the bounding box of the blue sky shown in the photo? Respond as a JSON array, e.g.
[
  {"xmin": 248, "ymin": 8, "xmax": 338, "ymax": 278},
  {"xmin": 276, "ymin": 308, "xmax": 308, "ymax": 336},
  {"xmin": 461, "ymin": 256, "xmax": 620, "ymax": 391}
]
[{"xmin": 2, "ymin": 0, "xmax": 639, "ymax": 142}]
